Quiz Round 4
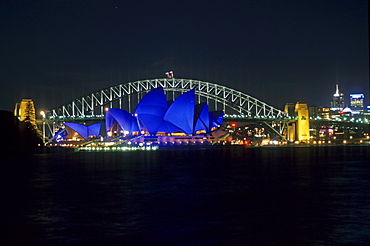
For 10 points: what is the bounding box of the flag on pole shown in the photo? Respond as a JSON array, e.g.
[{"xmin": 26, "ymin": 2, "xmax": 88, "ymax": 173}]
[{"xmin": 165, "ymin": 71, "xmax": 174, "ymax": 78}]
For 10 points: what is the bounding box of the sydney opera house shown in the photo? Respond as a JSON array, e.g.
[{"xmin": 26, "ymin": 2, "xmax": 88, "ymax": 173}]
[{"xmin": 61, "ymin": 87, "xmax": 226, "ymax": 146}]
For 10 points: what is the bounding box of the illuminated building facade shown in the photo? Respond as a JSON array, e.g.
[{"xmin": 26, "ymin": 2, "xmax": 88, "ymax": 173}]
[
  {"xmin": 62, "ymin": 88, "xmax": 224, "ymax": 142},
  {"xmin": 14, "ymin": 98, "xmax": 37, "ymax": 128},
  {"xmin": 284, "ymin": 103, "xmax": 296, "ymax": 117},
  {"xmin": 307, "ymin": 106, "xmax": 331, "ymax": 120},
  {"xmin": 349, "ymin": 93, "xmax": 364, "ymax": 115},
  {"xmin": 330, "ymin": 84, "xmax": 344, "ymax": 111},
  {"xmin": 295, "ymin": 102, "xmax": 310, "ymax": 142},
  {"xmin": 365, "ymin": 105, "xmax": 370, "ymax": 116},
  {"xmin": 64, "ymin": 123, "xmax": 102, "ymax": 140},
  {"xmin": 106, "ymin": 87, "xmax": 224, "ymax": 136},
  {"xmin": 286, "ymin": 121, "xmax": 296, "ymax": 142},
  {"xmin": 284, "ymin": 102, "xmax": 310, "ymax": 142}
]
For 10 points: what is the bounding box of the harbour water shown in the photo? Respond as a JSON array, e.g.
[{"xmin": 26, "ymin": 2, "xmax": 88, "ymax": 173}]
[{"xmin": 2, "ymin": 145, "xmax": 370, "ymax": 245}]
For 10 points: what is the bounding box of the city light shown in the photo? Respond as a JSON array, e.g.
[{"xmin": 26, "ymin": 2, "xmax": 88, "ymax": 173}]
[{"xmin": 35, "ymin": 79, "xmax": 370, "ymax": 149}]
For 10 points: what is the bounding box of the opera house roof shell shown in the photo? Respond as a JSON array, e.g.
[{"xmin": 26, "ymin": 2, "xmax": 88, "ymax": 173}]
[
  {"xmin": 64, "ymin": 122, "xmax": 102, "ymax": 140},
  {"xmin": 106, "ymin": 87, "xmax": 224, "ymax": 136},
  {"xmin": 63, "ymin": 87, "xmax": 224, "ymax": 139}
]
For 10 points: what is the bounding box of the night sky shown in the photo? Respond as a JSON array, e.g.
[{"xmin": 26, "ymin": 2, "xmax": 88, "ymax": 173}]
[{"xmin": 1, "ymin": 0, "xmax": 368, "ymax": 113}]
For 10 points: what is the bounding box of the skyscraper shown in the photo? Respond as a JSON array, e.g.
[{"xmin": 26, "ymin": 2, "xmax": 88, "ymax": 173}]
[
  {"xmin": 330, "ymin": 84, "xmax": 344, "ymax": 111},
  {"xmin": 349, "ymin": 93, "xmax": 365, "ymax": 115}
]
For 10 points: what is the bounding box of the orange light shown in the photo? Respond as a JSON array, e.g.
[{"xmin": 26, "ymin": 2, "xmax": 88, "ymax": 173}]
[
  {"xmin": 243, "ymin": 140, "xmax": 251, "ymax": 146},
  {"xmin": 230, "ymin": 123, "xmax": 236, "ymax": 127}
]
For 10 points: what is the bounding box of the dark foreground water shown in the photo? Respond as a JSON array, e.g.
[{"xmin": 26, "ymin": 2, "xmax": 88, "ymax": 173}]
[{"xmin": 1, "ymin": 146, "xmax": 370, "ymax": 246}]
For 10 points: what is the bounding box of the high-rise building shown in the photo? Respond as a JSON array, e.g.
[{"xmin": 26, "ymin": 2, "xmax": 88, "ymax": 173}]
[
  {"xmin": 349, "ymin": 93, "xmax": 364, "ymax": 115},
  {"xmin": 307, "ymin": 106, "xmax": 331, "ymax": 119},
  {"xmin": 365, "ymin": 105, "xmax": 370, "ymax": 116},
  {"xmin": 330, "ymin": 84, "xmax": 344, "ymax": 111}
]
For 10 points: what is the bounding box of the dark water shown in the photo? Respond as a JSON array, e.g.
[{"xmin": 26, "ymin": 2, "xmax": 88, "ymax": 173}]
[{"xmin": 1, "ymin": 146, "xmax": 370, "ymax": 246}]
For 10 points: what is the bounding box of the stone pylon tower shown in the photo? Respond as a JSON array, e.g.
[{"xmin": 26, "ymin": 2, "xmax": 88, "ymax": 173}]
[
  {"xmin": 295, "ymin": 102, "xmax": 310, "ymax": 142},
  {"xmin": 14, "ymin": 99, "xmax": 37, "ymax": 128}
]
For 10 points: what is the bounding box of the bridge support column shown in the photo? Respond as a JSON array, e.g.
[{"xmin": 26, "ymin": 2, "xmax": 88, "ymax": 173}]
[
  {"xmin": 286, "ymin": 120, "xmax": 296, "ymax": 142},
  {"xmin": 295, "ymin": 102, "xmax": 310, "ymax": 143}
]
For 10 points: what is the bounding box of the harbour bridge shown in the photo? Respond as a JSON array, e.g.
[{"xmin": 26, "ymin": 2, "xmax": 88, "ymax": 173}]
[
  {"xmin": 48, "ymin": 78, "xmax": 286, "ymax": 119},
  {"xmin": 39, "ymin": 78, "xmax": 370, "ymax": 143},
  {"xmin": 40, "ymin": 78, "xmax": 289, "ymax": 141}
]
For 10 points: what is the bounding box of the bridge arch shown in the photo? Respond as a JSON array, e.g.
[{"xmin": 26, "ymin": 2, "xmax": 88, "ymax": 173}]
[{"xmin": 49, "ymin": 78, "xmax": 286, "ymax": 119}]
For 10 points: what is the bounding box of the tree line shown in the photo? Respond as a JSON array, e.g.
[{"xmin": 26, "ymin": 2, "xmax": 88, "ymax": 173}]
[{"xmin": 0, "ymin": 110, "xmax": 43, "ymax": 153}]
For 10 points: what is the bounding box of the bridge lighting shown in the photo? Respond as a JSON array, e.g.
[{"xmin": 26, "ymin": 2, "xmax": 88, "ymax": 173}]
[{"xmin": 50, "ymin": 79, "xmax": 286, "ymax": 120}]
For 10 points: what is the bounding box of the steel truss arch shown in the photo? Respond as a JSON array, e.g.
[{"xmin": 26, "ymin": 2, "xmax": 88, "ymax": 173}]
[{"xmin": 49, "ymin": 78, "xmax": 286, "ymax": 118}]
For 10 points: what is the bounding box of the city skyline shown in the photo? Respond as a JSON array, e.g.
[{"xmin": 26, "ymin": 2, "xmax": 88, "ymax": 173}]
[
  {"xmin": 328, "ymin": 83, "xmax": 367, "ymax": 109},
  {"xmin": 1, "ymin": 0, "xmax": 368, "ymax": 112}
]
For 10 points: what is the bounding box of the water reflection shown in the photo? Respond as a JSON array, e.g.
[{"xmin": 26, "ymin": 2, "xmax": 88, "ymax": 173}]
[{"xmin": 1, "ymin": 146, "xmax": 370, "ymax": 245}]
